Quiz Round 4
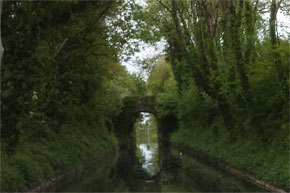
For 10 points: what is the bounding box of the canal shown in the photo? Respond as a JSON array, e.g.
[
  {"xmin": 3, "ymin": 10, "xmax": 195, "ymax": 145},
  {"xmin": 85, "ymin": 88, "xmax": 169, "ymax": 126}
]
[{"xmin": 48, "ymin": 113, "xmax": 265, "ymax": 192}]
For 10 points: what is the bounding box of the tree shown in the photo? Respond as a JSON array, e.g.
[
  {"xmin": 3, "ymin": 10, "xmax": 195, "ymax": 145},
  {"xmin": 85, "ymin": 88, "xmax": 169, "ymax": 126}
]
[
  {"xmin": 269, "ymin": 0, "xmax": 288, "ymax": 102},
  {"xmin": 0, "ymin": 0, "xmax": 3, "ymax": 69},
  {"xmin": 147, "ymin": 56, "xmax": 173, "ymax": 95},
  {"xmin": 143, "ymin": 0, "xmax": 289, "ymax": 138}
]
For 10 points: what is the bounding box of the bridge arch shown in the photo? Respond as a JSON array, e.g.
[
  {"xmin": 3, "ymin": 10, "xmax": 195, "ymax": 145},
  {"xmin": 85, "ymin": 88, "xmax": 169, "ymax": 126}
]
[
  {"xmin": 133, "ymin": 96, "xmax": 157, "ymax": 116},
  {"xmin": 113, "ymin": 96, "xmax": 157, "ymax": 136},
  {"xmin": 113, "ymin": 95, "xmax": 177, "ymax": 150}
]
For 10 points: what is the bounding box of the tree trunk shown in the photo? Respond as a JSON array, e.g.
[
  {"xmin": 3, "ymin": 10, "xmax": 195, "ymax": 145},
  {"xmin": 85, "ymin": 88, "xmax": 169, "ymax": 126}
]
[
  {"xmin": 171, "ymin": 0, "xmax": 234, "ymax": 134},
  {"xmin": 229, "ymin": 0, "xmax": 251, "ymax": 104},
  {"xmin": 270, "ymin": 0, "xmax": 277, "ymax": 46},
  {"xmin": 171, "ymin": 0, "xmax": 188, "ymax": 54},
  {"xmin": 0, "ymin": 0, "xmax": 3, "ymax": 71},
  {"xmin": 270, "ymin": 0, "xmax": 288, "ymax": 102}
]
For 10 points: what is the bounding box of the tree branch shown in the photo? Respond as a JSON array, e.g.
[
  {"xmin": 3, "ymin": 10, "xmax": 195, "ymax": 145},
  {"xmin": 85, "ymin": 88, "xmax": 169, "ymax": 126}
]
[
  {"xmin": 54, "ymin": 38, "xmax": 69, "ymax": 59},
  {"xmin": 253, "ymin": 0, "xmax": 259, "ymax": 22},
  {"xmin": 53, "ymin": 2, "xmax": 114, "ymax": 60},
  {"xmin": 157, "ymin": 0, "xmax": 171, "ymax": 12}
]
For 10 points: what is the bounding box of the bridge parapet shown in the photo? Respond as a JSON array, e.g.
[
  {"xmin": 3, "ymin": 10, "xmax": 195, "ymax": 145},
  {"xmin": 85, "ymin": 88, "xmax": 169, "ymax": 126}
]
[{"xmin": 134, "ymin": 96, "xmax": 157, "ymax": 116}]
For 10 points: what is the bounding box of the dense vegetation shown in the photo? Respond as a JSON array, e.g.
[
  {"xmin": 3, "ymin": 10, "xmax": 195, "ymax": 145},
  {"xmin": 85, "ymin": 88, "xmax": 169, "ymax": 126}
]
[
  {"xmin": 0, "ymin": 0, "xmax": 289, "ymax": 191},
  {"xmin": 140, "ymin": 0, "xmax": 289, "ymax": 190},
  {"xmin": 0, "ymin": 1, "xmax": 142, "ymax": 191}
]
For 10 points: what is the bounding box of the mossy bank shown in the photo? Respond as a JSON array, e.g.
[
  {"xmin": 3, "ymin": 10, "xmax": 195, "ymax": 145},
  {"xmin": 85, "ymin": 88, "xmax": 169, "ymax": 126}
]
[{"xmin": 1, "ymin": 118, "xmax": 118, "ymax": 191}]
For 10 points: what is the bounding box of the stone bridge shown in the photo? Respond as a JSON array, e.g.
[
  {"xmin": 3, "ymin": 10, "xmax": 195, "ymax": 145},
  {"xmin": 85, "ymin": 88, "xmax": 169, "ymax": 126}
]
[
  {"xmin": 113, "ymin": 95, "xmax": 157, "ymax": 136},
  {"xmin": 133, "ymin": 96, "xmax": 157, "ymax": 116},
  {"xmin": 113, "ymin": 95, "xmax": 177, "ymax": 149}
]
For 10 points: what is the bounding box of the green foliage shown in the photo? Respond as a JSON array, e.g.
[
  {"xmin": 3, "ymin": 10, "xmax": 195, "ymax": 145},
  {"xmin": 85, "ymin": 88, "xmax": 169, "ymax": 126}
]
[
  {"xmin": 144, "ymin": 0, "xmax": 289, "ymax": 190},
  {"xmin": 1, "ymin": 120, "xmax": 118, "ymax": 192},
  {"xmin": 156, "ymin": 76, "xmax": 178, "ymax": 118},
  {"xmin": 1, "ymin": 0, "xmax": 289, "ymax": 191},
  {"xmin": 0, "ymin": 1, "xmax": 132, "ymax": 191},
  {"xmin": 148, "ymin": 57, "xmax": 173, "ymax": 95},
  {"xmin": 11, "ymin": 153, "xmax": 43, "ymax": 186},
  {"xmin": 131, "ymin": 73, "xmax": 147, "ymax": 96},
  {"xmin": 113, "ymin": 97, "xmax": 139, "ymax": 136},
  {"xmin": 171, "ymin": 127, "xmax": 289, "ymax": 190},
  {"xmin": 1, "ymin": 161, "xmax": 26, "ymax": 191}
]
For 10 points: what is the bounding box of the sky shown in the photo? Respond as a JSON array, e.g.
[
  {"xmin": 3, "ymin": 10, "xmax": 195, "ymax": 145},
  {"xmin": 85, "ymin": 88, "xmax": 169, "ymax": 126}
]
[
  {"xmin": 121, "ymin": 40, "xmax": 166, "ymax": 74},
  {"xmin": 121, "ymin": 2, "xmax": 290, "ymax": 75}
]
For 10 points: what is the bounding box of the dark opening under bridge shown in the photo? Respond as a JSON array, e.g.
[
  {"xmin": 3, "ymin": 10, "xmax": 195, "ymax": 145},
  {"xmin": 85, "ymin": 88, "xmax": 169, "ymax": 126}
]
[{"xmin": 113, "ymin": 96, "xmax": 157, "ymax": 135}]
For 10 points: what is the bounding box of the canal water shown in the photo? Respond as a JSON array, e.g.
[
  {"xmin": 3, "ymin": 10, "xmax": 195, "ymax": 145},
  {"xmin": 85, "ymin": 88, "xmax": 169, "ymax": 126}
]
[{"xmin": 48, "ymin": 113, "xmax": 265, "ymax": 192}]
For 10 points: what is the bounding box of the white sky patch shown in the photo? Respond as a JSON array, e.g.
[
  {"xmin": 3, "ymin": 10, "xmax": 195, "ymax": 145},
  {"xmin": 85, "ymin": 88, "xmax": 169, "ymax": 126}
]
[
  {"xmin": 277, "ymin": 10, "xmax": 290, "ymax": 39},
  {"xmin": 135, "ymin": 0, "xmax": 147, "ymax": 7},
  {"xmin": 121, "ymin": 40, "xmax": 166, "ymax": 74},
  {"xmin": 140, "ymin": 112, "xmax": 150, "ymax": 124}
]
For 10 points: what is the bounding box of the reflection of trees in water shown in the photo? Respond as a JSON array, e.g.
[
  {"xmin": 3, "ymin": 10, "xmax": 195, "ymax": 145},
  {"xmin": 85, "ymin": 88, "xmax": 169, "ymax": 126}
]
[
  {"xmin": 117, "ymin": 113, "xmax": 264, "ymax": 192},
  {"xmin": 116, "ymin": 144, "xmax": 162, "ymax": 192},
  {"xmin": 138, "ymin": 143, "xmax": 160, "ymax": 176},
  {"xmin": 160, "ymin": 149, "xmax": 264, "ymax": 192},
  {"xmin": 135, "ymin": 112, "xmax": 160, "ymax": 176},
  {"xmin": 135, "ymin": 112, "xmax": 158, "ymax": 145},
  {"xmin": 54, "ymin": 141, "xmax": 265, "ymax": 192},
  {"xmin": 115, "ymin": 111, "xmax": 163, "ymax": 192}
]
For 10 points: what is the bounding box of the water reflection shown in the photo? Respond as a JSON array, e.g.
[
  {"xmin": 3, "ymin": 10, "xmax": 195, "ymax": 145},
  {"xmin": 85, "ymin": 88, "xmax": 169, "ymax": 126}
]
[
  {"xmin": 49, "ymin": 113, "xmax": 266, "ymax": 192},
  {"xmin": 135, "ymin": 113, "xmax": 160, "ymax": 176},
  {"xmin": 138, "ymin": 143, "xmax": 160, "ymax": 176},
  {"xmin": 50, "ymin": 146, "xmax": 266, "ymax": 192}
]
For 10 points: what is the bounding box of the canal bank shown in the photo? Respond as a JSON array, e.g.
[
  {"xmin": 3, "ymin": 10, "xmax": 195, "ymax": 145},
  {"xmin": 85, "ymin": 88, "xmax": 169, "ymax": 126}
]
[
  {"xmin": 28, "ymin": 147, "xmax": 118, "ymax": 192},
  {"xmin": 1, "ymin": 122, "xmax": 119, "ymax": 192},
  {"xmin": 172, "ymin": 144, "xmax": 287, "ymax": 193}
]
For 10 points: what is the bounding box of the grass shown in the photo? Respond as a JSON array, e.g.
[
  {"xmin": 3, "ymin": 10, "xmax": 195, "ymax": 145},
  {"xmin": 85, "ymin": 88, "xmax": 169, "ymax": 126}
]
[
  {"xmin": 170, "ymin": 123, "xmax": 289, "ymax": 191},
  {"xmin": 1, "ymin": 120, "xmax": 118, "ymax": 192}
]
